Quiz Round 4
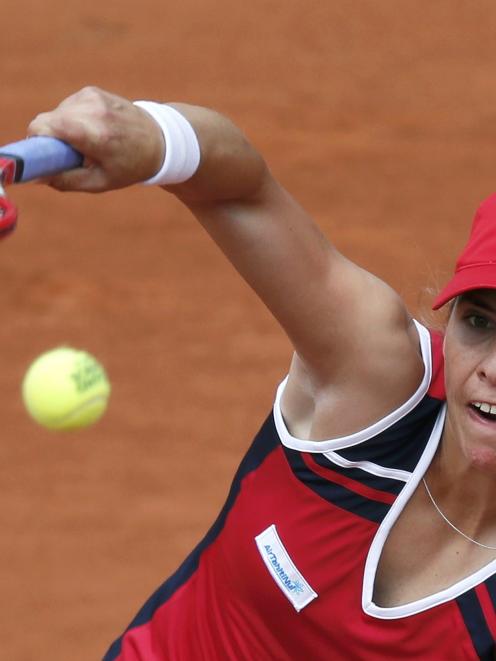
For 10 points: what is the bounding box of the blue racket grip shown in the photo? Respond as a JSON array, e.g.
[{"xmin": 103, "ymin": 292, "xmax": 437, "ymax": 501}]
[{"xmin": 0, "ymin": 136, "xmax": 83, "ymax": 183}]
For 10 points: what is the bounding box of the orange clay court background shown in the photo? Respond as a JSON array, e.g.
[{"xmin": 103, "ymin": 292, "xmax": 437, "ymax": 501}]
[{"xmin": 2, "ymin": 1, "xmax": 496, "ymax": 659}]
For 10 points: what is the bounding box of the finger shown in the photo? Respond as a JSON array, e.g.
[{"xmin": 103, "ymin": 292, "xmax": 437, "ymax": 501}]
[
  {"xmin": 27, "ymin": 112, "xmax": 59, "ymax": 139},
  {"xmin": 46, "ymin": 165, "xmax": 110, "ymax": 193}
]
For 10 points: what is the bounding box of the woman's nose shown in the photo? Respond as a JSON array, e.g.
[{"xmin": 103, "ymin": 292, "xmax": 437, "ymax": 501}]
[{"xmin": 477, "ymin": 348, "xmax": 496, "ymax": 385}]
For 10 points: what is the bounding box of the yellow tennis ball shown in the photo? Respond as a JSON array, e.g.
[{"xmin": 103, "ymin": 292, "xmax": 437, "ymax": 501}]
[{"xmin": 22, "ymin": 347, "xmax": 111, "ymax": 430}]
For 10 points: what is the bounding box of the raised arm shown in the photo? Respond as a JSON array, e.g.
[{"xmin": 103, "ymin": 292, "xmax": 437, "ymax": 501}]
[{"xmin": 28, "ymin": 87, "xmax": 424, "ymax": 436}]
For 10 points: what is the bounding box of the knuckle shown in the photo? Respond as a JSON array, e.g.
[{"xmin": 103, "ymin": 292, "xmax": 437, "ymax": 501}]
[
  {"xmin": 27, "ymin": 114, "xmax": 43, "ymax": 132},
  {"xmin": 76, "ymin": 86, "xmax": 110, "ymax": 117},
  {"xmin": 27, "ymin": 112, "xmax": 55, "ymax": 137},
  {"xmin": 79, "ymin": 85, "xmax": 104, "ymax": 100}
]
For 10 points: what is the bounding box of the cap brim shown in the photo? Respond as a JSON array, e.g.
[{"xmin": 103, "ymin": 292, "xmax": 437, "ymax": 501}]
[{"xmin": 432, "ymin": 263, "xmax": 496, "ymax": 309}]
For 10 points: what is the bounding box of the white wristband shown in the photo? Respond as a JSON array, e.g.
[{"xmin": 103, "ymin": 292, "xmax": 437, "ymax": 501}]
[{"xmin": 133, "ymin": 101, "xmax": 201, "ymax": 186}]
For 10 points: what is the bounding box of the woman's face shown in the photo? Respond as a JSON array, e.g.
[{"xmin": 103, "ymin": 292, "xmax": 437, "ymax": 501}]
[{"xmin": 443, "ymin": 290, "xmax": 496, "ymax": 474}]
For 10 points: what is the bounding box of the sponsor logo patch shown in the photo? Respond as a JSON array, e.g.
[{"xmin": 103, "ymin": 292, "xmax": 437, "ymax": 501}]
[{"xmin": 255, "ymin": 524, "xmax": 317, "ymax": 612}]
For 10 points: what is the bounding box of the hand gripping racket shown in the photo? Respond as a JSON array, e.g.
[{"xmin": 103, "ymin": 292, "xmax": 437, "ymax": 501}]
[{"xmin": 0, "ymin": 136, "xmax": 83, "ymax": 238}]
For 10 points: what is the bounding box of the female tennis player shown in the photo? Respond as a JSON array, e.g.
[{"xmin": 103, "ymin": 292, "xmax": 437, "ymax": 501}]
[{"xmin": 29, "ymin": 86, "xmax": 496, "ymax": 660}]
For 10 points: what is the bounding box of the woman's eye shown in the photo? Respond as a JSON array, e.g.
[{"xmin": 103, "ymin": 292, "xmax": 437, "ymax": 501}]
[{"xmin": 467, "ymin": 314, "xmax": 493, "ymax": 329}]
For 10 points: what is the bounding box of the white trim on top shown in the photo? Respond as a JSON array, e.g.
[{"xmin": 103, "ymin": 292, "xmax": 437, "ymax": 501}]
[
  {"xmin": 361, "ymin": 404, "xmax": 496, "ymax": 619},
  {"xmin": 323, "ymin": 451, "xmax": 411, "ymax": 483},
  {"xmin": 273, "ymin": 320, "xmax": 432, "ymax": 453}
]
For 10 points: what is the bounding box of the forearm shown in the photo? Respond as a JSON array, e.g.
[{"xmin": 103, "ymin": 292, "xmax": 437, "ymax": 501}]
[{"xmin": 163, "ymin": 103, "xmax": 268, "ymax": 204}]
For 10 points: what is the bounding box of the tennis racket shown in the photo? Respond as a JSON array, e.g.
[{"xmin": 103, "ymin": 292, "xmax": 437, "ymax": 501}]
[{"xmin": 0, "ymin": 136, "xmax": 82, "ymax": 239}]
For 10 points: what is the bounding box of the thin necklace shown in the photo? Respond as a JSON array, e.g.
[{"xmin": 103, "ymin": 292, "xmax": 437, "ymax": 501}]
[{"xmin": 422, "ymin": 477, "xmax": 496, "ymax": 551}]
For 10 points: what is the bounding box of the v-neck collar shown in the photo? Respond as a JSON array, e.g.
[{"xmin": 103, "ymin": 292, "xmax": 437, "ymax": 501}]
[{"xmin": 362, "ymin": 404, "xmax": 496, "ymax": 619}]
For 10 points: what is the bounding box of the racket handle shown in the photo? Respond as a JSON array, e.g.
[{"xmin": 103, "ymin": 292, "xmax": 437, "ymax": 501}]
[{"xmin": 0, "ymin": 136, "xmax": 83, "ymax": 183}]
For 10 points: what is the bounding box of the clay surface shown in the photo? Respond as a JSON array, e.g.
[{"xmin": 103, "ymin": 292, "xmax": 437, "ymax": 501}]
[{"xmin": 1, "ymin": 2, "xmax": 494, "ymax": 658}]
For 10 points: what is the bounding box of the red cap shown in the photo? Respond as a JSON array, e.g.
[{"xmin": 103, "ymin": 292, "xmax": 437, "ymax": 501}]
[{"xmin": 432, "ymin": 194, "xmax": 496, "ymax": 309}]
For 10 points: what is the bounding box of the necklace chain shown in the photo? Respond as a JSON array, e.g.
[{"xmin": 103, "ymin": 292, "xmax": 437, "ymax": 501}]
[{"xmin": 422, "ymin": 478, "xmax": 496, "ymax": 551}]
